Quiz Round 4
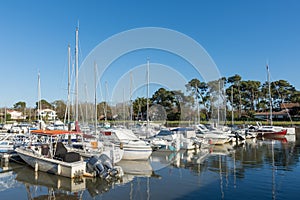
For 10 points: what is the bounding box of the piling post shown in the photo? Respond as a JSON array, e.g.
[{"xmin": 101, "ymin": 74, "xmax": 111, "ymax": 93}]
[
  {"xmin": 295, "ymin": 127, "xmax": 300, "ymax": 147},
  {"xmin": 34, "ymin": 162, "xmax": 39, "ymax": 172},
  {"xmin": 1, "ymin": 154, "xmax": 9, "ymax": 167}
]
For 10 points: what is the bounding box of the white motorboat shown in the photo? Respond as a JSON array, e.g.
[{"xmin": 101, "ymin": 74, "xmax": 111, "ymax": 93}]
[
  {"xmin": 148, "ymin": 129, "xmax": 181, "ymax": 152},
  {"xmin": 149, "ymin": 128, "xmax": 198, "ymax": 151},
  {"xmin": 100, "ymin": 128, "xmax": 152, "ymax": 160},
  {"xmin": 0, "ymin": 133, "xmax": 29, "ymax": 152},
  {"xmin": 195, "ymin": 124, "xmax": 231, "ymax": 145},
  {"xmin": 15, "ymin": 130, "xmax": 88, "ymax": 178},
  {"xmin": 0, "ymin": 140, "xmax": 14, "ymax": 152},
  {"xmin": 46, "ymin": 120, "xmax": 68, "ymax": 131}
]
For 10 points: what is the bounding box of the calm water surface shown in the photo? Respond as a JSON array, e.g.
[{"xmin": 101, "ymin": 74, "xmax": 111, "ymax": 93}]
[{"xmin": 1, "ymin": 136, "xmax": 299, "ymax": 200}]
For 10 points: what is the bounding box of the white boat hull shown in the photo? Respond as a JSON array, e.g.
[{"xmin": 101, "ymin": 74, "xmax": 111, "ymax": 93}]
[
  {"xmin": 121, "ymin": 144, "xmax": 152, "ymax": 160},
  {"xmin": 16, "ymin": 148, "xmax": 86, "ymax": 178}
]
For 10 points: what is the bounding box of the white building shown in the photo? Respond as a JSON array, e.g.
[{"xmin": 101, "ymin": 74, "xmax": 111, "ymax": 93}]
[
  {"xmin": 7, "ymin": 110, "xmax": 26, "ymax": 120},
  {"xmin": 37, "ymin": 109, "xmax": 57, "ymax": 120}
]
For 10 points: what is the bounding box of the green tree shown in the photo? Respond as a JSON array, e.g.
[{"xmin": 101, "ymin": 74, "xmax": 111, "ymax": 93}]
[
  {"xmin": 151, "ymin": 88, "xmax": 182, "ymax": 121},
  {"xmin": 271, "ymin": 80, "xmax": 296, "ymax": 110},
  {"xmin": 185, "ymin": 78, "xmax": 209, "ymax": 121},
  {"xmin": 260, "ymin": 80, "xmax": 296, "ymax": 111},
  {"xmin": 97, "ymin": 101, "xmax": 112, "ymax": 120},
  {"xmin": 52, "ymin": 100, "xmax": 67, "ymax": 120},
  {"xmin": 239, "ymin": 80, "xmax": 261, "ymax": 111},
  {"xmin": 13, "ymin": 101, "xmax": 26, "ymax": 111},
  {"xmin": 151, "ymin": 88, "xmax": 174, "ymax": 110},
  {"xmin": 36, "ymin": 99, "xmax": 52, "ymax": 110},
  {"xmin": 291, "ymin": 91, "xmax": 300, "ymax": 104},
  {"xmin": 227, "ymin": 74, "xmax": 242, "ymax": 117},
  {"xmin": 132, "ymin": 97, "xmax": 148, "ymax": 120}
]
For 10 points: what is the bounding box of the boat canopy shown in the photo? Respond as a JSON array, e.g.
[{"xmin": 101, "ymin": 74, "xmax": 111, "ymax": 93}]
[{"xmin": 30, "ymin": 130, "xmax": 82, "ymax": 136}]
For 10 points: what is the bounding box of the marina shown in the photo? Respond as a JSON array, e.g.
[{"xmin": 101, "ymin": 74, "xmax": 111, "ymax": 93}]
[
  {"xmin": 1, "ymin": 1, "xmax": 300, "ymax": 200},
  {"xmin": 1, "ymin": 131, "xmax": 300, "ymax": 200}
]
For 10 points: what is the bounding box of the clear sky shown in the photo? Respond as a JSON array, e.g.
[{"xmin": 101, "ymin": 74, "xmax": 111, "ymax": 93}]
[{"xmin": 0, "ymin": 0, "xmax": 299, "ymax": 108}]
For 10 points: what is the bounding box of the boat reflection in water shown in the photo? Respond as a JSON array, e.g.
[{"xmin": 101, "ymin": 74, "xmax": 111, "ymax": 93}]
[
  {"xmin": 13, "ymin": 165, "xmax": 86, "ymax": 199},
  {"xmin": 117, "ymin": 160, "xmax": 153, "ymax": 178},
  {"xmin": 13, "ymin": 164, "xmax": 125, "ymax": 199}
]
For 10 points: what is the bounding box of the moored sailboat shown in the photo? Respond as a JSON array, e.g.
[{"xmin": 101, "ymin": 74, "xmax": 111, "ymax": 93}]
[{"xmin": 248, "ymin": 65, "xmax": 287, "ymax": 139}]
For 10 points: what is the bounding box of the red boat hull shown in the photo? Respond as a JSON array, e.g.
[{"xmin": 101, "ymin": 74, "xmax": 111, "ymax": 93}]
[{"xmin": 257, "ymin": 129, "xmax": 287, "ymax": 139}]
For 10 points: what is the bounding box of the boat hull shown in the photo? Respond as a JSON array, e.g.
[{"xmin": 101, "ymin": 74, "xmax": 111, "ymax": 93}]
[
  {"xmin": 257, "ymin": 129, "xmax": 287, "ymax": 139},
  {"xmin": 207, "ymin": 138, "xmax": 228, "ymax": 145},
  {"xmin": 16, "ymin": 148, "xmax": 86, "ymax": 178},
  {"xmin": 121, "ymin": 145, "xmax": 152, "ymax": 160}
]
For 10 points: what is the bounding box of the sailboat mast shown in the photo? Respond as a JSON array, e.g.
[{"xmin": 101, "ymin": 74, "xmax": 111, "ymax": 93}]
[
  {"xmin": 146, "ymin": 59, "xmax": 150, "ymax": 135},
  {"xmin": 267, "ymin": 64, "xmax": 272, "ymax": 125},
  {"xmin": 217, "ymin": 80, "xmax": 220, "ymax": 127},
  {"xmin": 130, "ymin": 71, "xmax": 133, "ymax": 122},
  {"xmin": 4, "ymin": 107, "xmax": 7, "ymax": 123},
  {"xmin": 67, "ymin": 44, "xmax": 71, "ymax": 123},
  {"xmin": 104, "ymin": 81, "xmax": 108, "ymax": 123},
  {"xmin": 123, "ymin": 88, "xmax": 126, "ymax": 127},
  {"xmin": 231, "ymin": 86, "xmax": 234, "ymax": 130},
  {"xmin": 37, "ymin": 71, "xmax": 41, "ymax": 121},
  {"xmin": 94, "ymin": 62, "xmax": 98, "ymax": 135},
  {"xmin": 146, "ymin": 59, "xmax": 150, "ymax": 122},
  {"xmin": 75, "ymin": 27, "xmax": 79, "ymax": 122},
  {"xmin": 196, "ymin": 82, "xmax": 199, "ymax": 124}
]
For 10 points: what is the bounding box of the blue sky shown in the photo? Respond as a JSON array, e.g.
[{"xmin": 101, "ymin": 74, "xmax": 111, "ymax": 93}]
[{"xmin": 0, "ymin": 0, "xmax": 299, "ymax": 108}]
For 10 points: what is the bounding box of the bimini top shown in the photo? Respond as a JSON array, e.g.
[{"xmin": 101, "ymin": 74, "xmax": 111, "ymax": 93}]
[{"xmin": 30, "ymin": 129, "xmax": 82, "ymax": 136}]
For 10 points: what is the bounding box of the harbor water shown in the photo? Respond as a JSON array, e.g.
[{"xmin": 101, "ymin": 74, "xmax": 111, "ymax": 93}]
[{"xmin": 1, "ymin": 135, "xmax": 299, "ymax": 200}]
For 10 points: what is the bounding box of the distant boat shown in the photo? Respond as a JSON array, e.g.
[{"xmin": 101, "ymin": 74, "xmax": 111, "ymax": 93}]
[
  {"xmin": 249, "ymin": 123, "xmax": 287, "ymax": 139},
  {"xmin": 194, "ymin": 124, "xmax": 231, "ymax": 145},
  {"xmin": 148, "ymin": 129, "xmax": 181, "ymax": 152},
  {"xmin": 149, "ymin": 128, "xmax": 198, "ymax": 151},
  {"xmin": 0, "ymin": 133, "xmax": 28, "ymax": 153},
  {"xmin": 0, "ymin": 140, "xmax": 14, "ymax": 152}
]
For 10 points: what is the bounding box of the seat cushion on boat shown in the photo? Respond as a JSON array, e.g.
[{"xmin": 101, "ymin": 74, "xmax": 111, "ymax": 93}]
[
  {"xmin": 63, "ymin": 152, "xmax": 81, "ymax": 163},
  {"xmin": 55, "ymin": 142, "xmax": 67, "ymax": 158}
]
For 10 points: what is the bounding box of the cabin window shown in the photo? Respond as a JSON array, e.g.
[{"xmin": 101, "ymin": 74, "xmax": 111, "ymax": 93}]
[{"xmin": 101, "ymin": 131, "xmax": 112, "ymax": 136}]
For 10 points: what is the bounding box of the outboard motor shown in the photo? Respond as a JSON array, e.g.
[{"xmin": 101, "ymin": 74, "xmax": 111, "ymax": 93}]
[
  {"xmin": 87, "ymin": 154, "xmax": 119, "ymax": 179},
  {"xmin": 98, "ymin": 154, "xmax": 120, "ymax": 178},
  {"xmin": 234, "ymin": 131, "xmax": 245, "ymax": 141}
]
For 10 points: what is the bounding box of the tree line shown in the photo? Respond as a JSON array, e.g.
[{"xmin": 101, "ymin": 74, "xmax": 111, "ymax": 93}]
[{"xmin": 2, "ymin": 74, "xmax": 300, "ymax": 123}]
